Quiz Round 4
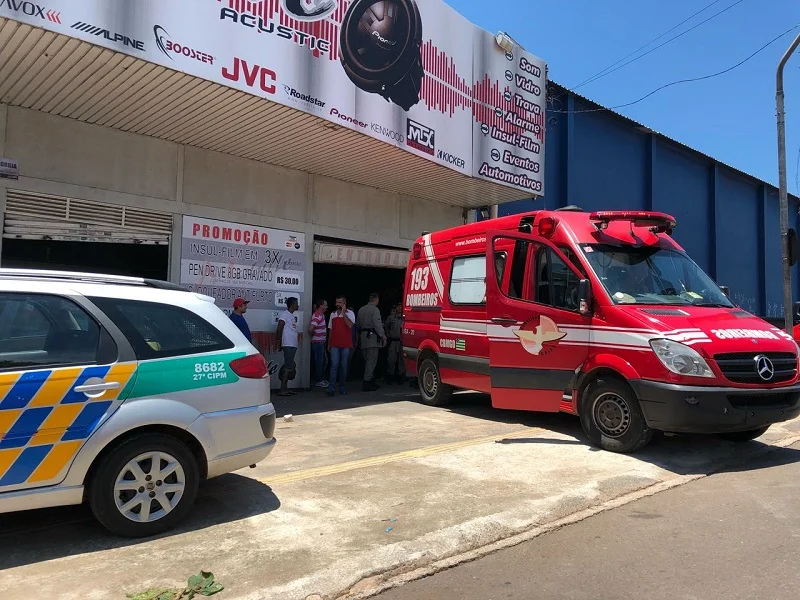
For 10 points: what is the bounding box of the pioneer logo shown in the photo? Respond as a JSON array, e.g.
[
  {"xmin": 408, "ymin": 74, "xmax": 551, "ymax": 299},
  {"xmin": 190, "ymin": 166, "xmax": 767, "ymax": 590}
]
[
  {"xmin": 283, "ymin": 85, "xmax": 325, "ymax": 108},
  {"xmin": 72, "ymin": 21, "xmax": 145, "ymax": 51},
  {"xmin": 371, "ymin": 30, "xmax": 397, "ymax": 46},
  {"xmin": 406, "ymin": 119, "xmax": 435, "ymax": 155},
  {"xmin": 281, "ymin": 0, "xmax": 338, "ymax": 21},
  {"xmin": 437, "ymin": 149, "xmax": 466, "ymax": 169},
  {"xmin": 0, "ymin": 0, "xmax": 60, "ymax": 23},
  {"xmin": 154, "ymin": 25, "xmax": 213, "ymax": 64}
]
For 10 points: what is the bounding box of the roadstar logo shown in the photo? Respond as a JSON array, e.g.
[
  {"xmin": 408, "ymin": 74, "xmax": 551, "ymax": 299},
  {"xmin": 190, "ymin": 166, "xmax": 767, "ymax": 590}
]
[
  {"xmin": 71, "ymin": 21, "xmax": 145, "ymax": 52},
  {"xmin": 406, "ymin": 119, "xmax": 435, "ymax": 156},
  {"xmin": 0, "ymin": 0, "xmax": 61, "ymax": 23},
  {"xmin": 283, "ymin": 85, "xmax": 325, "ymax": 108},
  {"xmin": 154, "ymin": 25, "xmax": 214, "ymax": 65}
]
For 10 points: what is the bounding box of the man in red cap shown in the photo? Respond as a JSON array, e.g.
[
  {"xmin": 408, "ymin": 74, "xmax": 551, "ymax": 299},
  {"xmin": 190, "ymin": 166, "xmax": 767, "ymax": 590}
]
[{"xmin": 230, "ymin": 297, "xmax": 252, "ymax": 342}]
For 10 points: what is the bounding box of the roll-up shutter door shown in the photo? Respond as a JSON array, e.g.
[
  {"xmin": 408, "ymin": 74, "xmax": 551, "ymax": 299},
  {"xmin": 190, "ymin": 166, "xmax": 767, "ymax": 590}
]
[{"xmin": 2, "ymin": 190, "xmax": 173, "ymax": 244}]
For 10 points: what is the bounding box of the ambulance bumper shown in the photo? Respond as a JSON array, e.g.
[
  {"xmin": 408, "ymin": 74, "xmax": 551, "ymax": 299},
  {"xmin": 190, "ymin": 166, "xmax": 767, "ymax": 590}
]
[{"xmin": 630, "ymin": 380, "xmax": 800, "ymax": 434}]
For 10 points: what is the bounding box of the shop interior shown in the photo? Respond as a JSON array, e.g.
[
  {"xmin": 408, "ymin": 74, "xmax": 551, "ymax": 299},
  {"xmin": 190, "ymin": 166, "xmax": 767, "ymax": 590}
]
[{"xmin": 1, "ymin": 239, "xmax": 170, "ymax": 280}]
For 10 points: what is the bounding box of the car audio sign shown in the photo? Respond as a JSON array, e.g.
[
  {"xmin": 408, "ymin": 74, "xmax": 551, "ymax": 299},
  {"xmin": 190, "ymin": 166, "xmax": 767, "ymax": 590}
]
[{"xmin": 0, "ymin": 0, "xmax": 547, "ymax": 195}]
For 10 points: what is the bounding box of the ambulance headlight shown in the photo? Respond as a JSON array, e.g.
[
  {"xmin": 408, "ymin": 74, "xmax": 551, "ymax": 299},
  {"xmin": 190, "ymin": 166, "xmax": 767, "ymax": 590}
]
[{"xmin": 649, "ymin": 339, "xmax": 714, "ymax": 378}]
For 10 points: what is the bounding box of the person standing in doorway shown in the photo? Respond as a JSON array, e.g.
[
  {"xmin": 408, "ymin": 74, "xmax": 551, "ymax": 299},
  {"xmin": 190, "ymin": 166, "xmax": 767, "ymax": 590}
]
[
  {"xmin": 327, "ymin": 295, "xmax": 355, "ymax": 396},
  {"xmin": 276, "ymin": 297, "xmax": 301, "ymax": 397},
  {"xmin": 357, "ymin": 292, "xmax": 386, "ymax": 391},
  {"xmin": 308, "ymin": 298, "xmax": 329, "ymax": 388},
  {"xmin": 384, "ymin": 303, "xmax": 405, "ymax": 384},
  {"xmin": 230, "ymin": 298, "xmax": 252, "ymax": 342}
]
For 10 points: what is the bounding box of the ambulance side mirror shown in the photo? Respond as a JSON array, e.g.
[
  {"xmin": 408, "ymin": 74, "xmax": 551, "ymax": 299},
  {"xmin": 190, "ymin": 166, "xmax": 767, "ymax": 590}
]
[
  {"xmin": 719, "ymin": 285, "xmax": 730, "ymax": 298},
  {"xmin": 793, "ymin": 301, "xmax": 800, "ymax": 320},
  {"xmin": 578, "ymin": 279, "xmax": 593, "ymax": 316}
]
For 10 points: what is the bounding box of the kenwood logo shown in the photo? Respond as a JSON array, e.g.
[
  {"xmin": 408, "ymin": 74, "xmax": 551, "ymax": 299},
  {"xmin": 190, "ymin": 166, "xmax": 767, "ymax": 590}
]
[
  {"xmin": 406, "ymin": 119, "xmax": 435, "ymax": 156},
  {"xmin": 72, "ymin": 21, "xmax": 145, "ymax": 51}
]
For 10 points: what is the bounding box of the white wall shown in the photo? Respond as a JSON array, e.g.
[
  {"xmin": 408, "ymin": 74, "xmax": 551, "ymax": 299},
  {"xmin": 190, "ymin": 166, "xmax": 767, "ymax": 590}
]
[{"xmin": 0, "ymin": 105, "xmax": 462, "ymax": 386}]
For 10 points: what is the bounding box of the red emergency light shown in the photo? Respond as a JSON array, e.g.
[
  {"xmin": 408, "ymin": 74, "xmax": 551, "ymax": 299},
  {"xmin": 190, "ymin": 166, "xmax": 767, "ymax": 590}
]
[
  {"xmin": 537, "ymin": 216, "xmax": 556, "ymax": 237},
  {"xmin": 589, "ymin": 211, "xmax": 677, "ymax": 235}
]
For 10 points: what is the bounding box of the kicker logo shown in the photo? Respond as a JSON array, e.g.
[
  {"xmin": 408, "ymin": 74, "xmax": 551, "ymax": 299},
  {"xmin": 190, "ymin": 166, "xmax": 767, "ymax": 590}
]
[
  {"xmin": 71, "ymin": 21, "xmax": 145, "ymax": 52},
  {"xmin": 406, "ymin": 119, "xmax": 435, "ymax": 156},
  {"xmin": 0, "ymin": 0, "xmax": 60, "ymax": 22}
]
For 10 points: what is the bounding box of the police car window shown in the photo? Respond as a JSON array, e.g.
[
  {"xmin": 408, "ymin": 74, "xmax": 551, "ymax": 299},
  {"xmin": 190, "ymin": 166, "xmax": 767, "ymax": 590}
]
[
  {"xmin": 0, "ymin": 294, "xmax": 102, "ymax": 370},
  {"xmin": 90, "ymin": 298, "xmax": 234, "ymax": 360},
  {"xmin": 450, "ymin": 255, "xmax": 488, "ymax": 305}
]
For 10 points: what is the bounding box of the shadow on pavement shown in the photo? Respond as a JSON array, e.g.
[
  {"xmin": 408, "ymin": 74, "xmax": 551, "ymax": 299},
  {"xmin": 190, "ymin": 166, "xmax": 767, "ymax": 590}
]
[{"xmin": 0, "ymin": 473, "xmax": 280, "ymax": 570}]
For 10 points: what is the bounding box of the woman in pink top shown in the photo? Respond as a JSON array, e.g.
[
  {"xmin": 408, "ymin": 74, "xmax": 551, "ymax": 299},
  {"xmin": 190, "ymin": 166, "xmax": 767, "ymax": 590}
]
[{"xmin": 308, "ymin": 299, "xmax": 329, "ymax": 387}]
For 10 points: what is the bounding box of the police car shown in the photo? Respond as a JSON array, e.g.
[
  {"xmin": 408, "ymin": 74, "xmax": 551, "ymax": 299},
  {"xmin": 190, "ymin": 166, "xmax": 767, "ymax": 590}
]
[{"xmin": 0, "ymin": 269, "xmax": 276, "ymax": 537}]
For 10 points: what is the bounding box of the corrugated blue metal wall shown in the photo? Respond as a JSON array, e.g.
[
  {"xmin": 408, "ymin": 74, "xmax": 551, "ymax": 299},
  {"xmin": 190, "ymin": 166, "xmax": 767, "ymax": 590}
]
[{"xmin": 498, "ymin": 82, "xmax": 800, "ymax": 318}]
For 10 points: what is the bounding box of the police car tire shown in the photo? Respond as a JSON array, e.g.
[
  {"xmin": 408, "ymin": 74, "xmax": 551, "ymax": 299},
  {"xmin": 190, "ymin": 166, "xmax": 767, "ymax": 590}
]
[
  {"xmin": 418, "ymin": 357, "xmax": 453, "ymax": 406},
  {"xmin": 88, "ymin": 434, "xmax": 200, "ymax": 538},
  {"xmin": 580, "ymin": 378, "xmax": 653, "ymax": 454},
  {"xmin": 718, "ymin": 426, "xmax": 770, "ymax": 442}
]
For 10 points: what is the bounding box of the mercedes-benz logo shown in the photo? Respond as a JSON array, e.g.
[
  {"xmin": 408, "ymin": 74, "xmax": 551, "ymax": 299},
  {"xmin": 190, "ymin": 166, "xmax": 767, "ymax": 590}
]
[{"xmin": 754, "ymin": 355, "xmax": 775, "ymax": 381}]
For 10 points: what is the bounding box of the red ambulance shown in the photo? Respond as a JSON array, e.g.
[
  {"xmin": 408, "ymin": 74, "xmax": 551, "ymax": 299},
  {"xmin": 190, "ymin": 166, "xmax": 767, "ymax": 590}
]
[{"xmin": 401, "ymin": 208, "xmax": 800, "ymax": 453}]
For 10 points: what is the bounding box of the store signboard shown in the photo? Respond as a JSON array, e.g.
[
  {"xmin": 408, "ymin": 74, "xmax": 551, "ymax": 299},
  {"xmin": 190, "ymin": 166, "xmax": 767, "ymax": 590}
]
[
  {"xmin": 179, "ymin": 215, "xmax": 306, "ymax": 387},
  {"xmin": 0, "ymin": 0, "xmax": 546, "ymax": 195},
  {"xmin": 314, "ymin": 242, "xmax": 409, "ymax": 268},
  {"xmin": 0, "ymin": 158, "xmax": 18, "ymax": 180}
]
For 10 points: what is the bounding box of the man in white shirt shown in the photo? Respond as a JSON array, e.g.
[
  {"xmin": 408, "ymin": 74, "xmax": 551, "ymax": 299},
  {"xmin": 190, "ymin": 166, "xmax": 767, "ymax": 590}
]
[{"xmin": 276, "ymin": 296, "xmax": 301, "ymax": 397}]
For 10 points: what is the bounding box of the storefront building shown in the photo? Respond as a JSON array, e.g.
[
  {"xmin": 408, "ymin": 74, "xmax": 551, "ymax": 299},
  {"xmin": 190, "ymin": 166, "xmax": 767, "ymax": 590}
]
[{"xmin": 0, "ymin": 0, "xmax": 547, "ymax": 388}]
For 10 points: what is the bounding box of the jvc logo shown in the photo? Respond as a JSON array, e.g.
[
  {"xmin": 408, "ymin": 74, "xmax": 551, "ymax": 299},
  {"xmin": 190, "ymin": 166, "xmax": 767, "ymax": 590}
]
[
  {"xmin": 222, "ymin": 57, "xmax": 277, "ymax": 95},
  {"xmin": 406, "ymin": 119, "xmax": 435, "ymax": 156},
  {"xmin": 0, "ymin": 0, "xmax": 61, "ymax": 23}
]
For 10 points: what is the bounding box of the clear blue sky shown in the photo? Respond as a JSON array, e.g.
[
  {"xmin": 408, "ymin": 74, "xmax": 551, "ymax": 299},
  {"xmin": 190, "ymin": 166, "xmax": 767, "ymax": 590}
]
[{"xmin": 449, "ymin": 0, "xmax": 800, "ymax": 193}]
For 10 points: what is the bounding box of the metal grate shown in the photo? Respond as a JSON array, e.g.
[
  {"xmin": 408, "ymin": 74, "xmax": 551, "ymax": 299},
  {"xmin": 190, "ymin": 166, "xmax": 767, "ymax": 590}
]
[
  {"xmin": 639, "ymin": 308, "xmax": 689, "ymax": 316},
  {"xmin": 714, "ymin": 352, "xmax": 797, "ymax": 385}
]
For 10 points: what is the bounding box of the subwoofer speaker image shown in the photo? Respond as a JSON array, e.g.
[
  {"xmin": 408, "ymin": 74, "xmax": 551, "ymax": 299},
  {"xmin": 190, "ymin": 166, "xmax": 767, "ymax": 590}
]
[{"xmin": 339, "ymin": 0, "xmax": 424, "ymax": 111}]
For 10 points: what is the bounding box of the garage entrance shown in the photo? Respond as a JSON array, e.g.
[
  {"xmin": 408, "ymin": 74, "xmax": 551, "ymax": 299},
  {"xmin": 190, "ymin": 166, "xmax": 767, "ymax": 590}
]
[
  {"xmin": 1, "ymin": 190, "xmax": 172, "ymax": 279},
  {"xmin": 311, "ymin": 239, "xmax": 409, "ymax": 384}
]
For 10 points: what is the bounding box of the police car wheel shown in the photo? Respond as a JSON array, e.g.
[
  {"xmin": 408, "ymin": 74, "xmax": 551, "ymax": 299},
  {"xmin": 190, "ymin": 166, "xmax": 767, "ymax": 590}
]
[
  {"xmin": 580, "ymin": 378, "xmax": 653, "ymax": 453},
  {"xmin": 88, "ymin": 434, "xmax": 200, "ymax": 538},
  {"xmin": 418, "ymin": 357, "xmax": 453, "ymax": 406},
  {"xmin": 718, "ymin": 426, "xmax": 770, "ymax": 442}
]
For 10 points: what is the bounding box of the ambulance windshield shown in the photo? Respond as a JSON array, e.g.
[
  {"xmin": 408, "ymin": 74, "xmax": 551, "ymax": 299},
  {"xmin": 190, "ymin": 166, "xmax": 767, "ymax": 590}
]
[{"xmin": 581, "ymin": 244, "xmax": 734, "ymax": 307}]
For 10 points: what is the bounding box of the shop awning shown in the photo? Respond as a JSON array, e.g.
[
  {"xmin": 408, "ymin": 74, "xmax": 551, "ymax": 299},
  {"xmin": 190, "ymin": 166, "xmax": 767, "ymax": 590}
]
[{"xmin": 0, "ymin": 18, "xmax": 534, "ymax": 209}]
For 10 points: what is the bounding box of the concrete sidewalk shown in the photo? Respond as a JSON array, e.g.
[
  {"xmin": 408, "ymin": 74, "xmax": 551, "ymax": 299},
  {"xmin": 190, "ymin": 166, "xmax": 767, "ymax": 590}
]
[{"xmin": 1, "ymin": 387, "xmax": 799, "ymax": 600}]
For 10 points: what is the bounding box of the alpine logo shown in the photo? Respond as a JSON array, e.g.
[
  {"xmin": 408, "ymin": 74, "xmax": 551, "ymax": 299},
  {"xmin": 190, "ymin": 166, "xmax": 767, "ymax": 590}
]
[
  {"xmin": 72, "ymin": 21, "xmax": 145, "ymax": 51},
  {"xmin": 283, "ymin": 85, "xmax": 325, "ymax": 108},
  {"xmin": 154, "ymin": 25, "xmax": 214, "ymax": 65},
  {"xmin": 0, "ymin": 0, "xmax": 61, "ymax": 23},
  {"xmin": 281, "ymin": 0, "xmax": 338, "ymax": 22},
  {"xmin": 406, "ymin": 119, "xmax": 435, "ymax": 156}
]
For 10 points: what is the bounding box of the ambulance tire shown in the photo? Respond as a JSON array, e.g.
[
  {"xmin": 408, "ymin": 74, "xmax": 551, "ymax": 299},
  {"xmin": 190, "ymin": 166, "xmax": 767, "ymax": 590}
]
[
  {"xmin": 418, "ymin": 357, "xmax": 453, "ymax": 406},
  {"xmin": 88, "ymin": 434, "xmax": 200, "ymax": 538},
  {"xmin": 718, "ymin": 426, "xmax": 770, "ymax": 442},
  {"xmin": 580, "ymin": 378, "xmax": 653, "ymax": 453}
]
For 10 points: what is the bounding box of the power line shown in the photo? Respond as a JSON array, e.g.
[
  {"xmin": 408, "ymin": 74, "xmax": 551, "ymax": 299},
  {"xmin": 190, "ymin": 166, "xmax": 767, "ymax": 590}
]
[
  {"xmin": 548, "ymin": 24, "xmax": 800, "ymax": 115},
  {"xmin": 575, "ymin": 0, "xmax": 747, "ymax": 90},
  {"xmin": 572, "ymin": 0, "xmax": 727, "ymax": 91}
]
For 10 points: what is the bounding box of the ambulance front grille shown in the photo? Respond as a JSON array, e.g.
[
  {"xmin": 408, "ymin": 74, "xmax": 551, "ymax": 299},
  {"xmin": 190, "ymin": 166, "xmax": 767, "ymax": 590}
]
[{"xmin": 714, "ymin": 352, "xmax": 798, "ymax": 384}]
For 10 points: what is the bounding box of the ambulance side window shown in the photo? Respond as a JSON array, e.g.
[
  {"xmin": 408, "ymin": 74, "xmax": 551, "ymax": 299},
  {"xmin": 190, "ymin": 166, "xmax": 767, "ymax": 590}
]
[
  {"xmin": 450, "ymin": 255, "xmax": 489, "ymax": 305},
  {"xmin": 535, "ymin": 248, "xmax": 581, "ymax": 312}
]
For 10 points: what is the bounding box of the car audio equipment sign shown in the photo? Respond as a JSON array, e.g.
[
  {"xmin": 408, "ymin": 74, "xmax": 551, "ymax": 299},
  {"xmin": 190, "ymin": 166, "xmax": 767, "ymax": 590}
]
[{"xmin": 0, "ymin": 0, "xmax": 547, "ymax": 196}]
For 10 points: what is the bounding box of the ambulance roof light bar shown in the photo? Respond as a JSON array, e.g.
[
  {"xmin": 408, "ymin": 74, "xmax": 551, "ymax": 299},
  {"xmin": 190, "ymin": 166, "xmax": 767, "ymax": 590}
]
[{"xmin": 589, "ymin": 211, "xmax": 677, "ymax": 235}]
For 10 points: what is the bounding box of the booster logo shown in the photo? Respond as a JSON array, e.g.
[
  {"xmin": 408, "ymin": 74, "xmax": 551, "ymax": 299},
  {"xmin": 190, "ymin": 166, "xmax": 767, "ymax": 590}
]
[
  {"xmin": 281, "ymin": 0, "xmax": 338, "ymax": 21},
  {"xmin": 406, "ymin": 119, "xmax": 435, "ymax": 156},
  {"xmin": 154, "ymin": 25, "xmax": 214, "ymax": 65},
  {"xmin": 283, "ymin": 85, "xmax": 325, "ymax": 108}
]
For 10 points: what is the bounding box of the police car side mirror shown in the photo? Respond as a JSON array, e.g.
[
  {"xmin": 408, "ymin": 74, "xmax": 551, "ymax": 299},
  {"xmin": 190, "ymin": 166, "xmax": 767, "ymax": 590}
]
[
  {"xmin": 719, "ymin": 285, "xmax": 730, "ymax": 298},
  {"xmin": 578, "ymin": 279, "xmax": 593, "ymax": 316}
]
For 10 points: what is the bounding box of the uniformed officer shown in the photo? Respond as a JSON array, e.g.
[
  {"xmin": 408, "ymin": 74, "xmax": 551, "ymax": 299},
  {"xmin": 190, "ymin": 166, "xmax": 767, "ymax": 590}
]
[
  {"xmin": 384, "ymin": 303, "xmax": 405, "ymax": 384},
  {"xmin": 357, "ymin": 292, "xmax": 386, "ymax": 391}
]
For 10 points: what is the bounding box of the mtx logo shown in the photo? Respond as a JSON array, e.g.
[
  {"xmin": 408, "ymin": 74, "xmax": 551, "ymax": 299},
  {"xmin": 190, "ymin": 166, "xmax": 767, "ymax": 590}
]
[
  {"xmin": 406, "ymin": 119, "xmax": 435, "ymax": 156},
  {"xmin": 72, "ymin": 21, "xmax": 145, "ymax": 51},
  {"xmin": 154, "ymin": 25, "xmax": 214, "ymax": 65},
  {"xmin": 281, "ymin": 0, "xmax": 338, "ymax": 21},
  {"xmin": 0, "ymin": 0, "xmax": 60, "ymax": 23}
]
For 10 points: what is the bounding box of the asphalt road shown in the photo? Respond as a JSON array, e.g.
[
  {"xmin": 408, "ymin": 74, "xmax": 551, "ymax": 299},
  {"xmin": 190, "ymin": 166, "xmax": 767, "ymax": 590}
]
[{"xmin": 375, "ymin": 441, "xmax": 800, "ymax": 600}]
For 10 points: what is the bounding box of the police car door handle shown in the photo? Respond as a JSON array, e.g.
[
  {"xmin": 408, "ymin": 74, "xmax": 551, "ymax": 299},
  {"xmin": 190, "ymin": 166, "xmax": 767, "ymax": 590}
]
[
  {"xmin": 491, "ymin": 317, "xmax": 517, "ymax": 326},
  {"xmin": 73, "ymin": 381, "xmax": 121, "ymax": 394}
]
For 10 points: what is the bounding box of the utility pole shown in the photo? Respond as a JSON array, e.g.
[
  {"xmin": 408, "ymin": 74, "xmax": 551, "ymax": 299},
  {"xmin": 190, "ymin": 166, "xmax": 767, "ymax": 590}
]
[{"xmin": 776, "ymin": 32, "xmax": 800, "ymax": 335}]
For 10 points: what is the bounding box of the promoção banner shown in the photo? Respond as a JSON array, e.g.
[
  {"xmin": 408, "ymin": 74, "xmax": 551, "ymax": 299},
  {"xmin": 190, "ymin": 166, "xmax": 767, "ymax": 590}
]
[
  {"xmin": 179, "ymin": 215, "xmax": 306, "ymax": 387},
  {"xmin": 0, "ymin": 0, "xmax": 546, "ymax": 195}
]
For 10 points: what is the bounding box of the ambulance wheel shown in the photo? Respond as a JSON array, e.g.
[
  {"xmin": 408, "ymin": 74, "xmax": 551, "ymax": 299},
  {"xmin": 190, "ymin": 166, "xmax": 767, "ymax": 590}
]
[
  {"xmin": 418, "ymin": 357, "xmax": 453, "ymax": 406},
  {"xmin": 88, "ymin": 434, "xmax": 200, "ymax": 538},
  {"xmin": 718, "ymin": 426, "xmax": 770, "ymax": 442},
  {"xmin": 580, "ymin": 378, "xmax": 653, "ymax": 453}
]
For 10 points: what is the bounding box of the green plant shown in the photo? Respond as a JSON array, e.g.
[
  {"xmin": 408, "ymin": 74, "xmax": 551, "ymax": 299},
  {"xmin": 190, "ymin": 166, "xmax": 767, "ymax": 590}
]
[{"xmin": 128, "ymin": 571, "xmax": 224, "ymax": 600}]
